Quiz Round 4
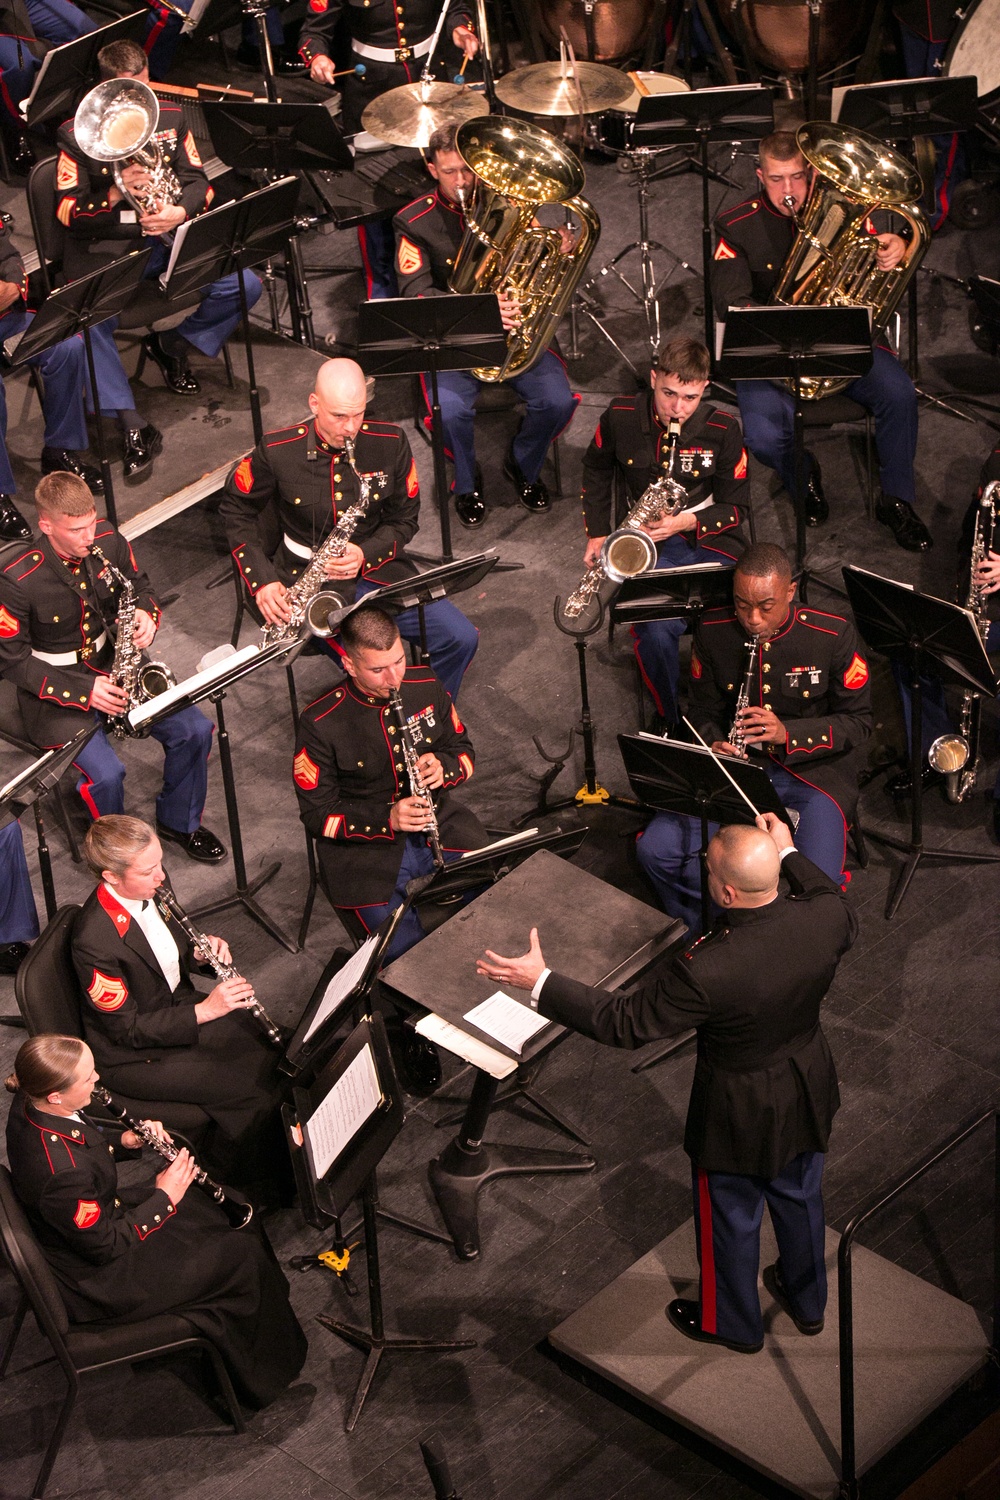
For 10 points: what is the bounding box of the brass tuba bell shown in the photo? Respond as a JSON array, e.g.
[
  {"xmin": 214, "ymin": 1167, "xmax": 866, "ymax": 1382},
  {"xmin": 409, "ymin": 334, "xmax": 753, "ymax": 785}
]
[{"xmin": 74, "ymin": 78, "xmax": 182, "ymax": 217}]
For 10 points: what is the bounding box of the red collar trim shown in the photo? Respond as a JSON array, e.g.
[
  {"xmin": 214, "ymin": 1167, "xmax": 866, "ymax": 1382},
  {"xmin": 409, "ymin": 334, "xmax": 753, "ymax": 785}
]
[
  {"xmin": 435, "ymin": 189, "xmax": 463, "ymax": 218},
  {"xmin": 23, "ymin": 1098, "xmax": 85, "ymax": 1144},
  {"xmin": 767, "ymin": 606, "xmax": 796, "ymax": 642},
  {"xmin": 345, "ymin": 681, "xmax": 390, "ymax": 709},
  {"xmin": 762, "ymin": 194, "xmax": 793, "ymax": 221},
  {"xmin": 97, "ymin": 883, "xmax": 132, "ymax": 937}
]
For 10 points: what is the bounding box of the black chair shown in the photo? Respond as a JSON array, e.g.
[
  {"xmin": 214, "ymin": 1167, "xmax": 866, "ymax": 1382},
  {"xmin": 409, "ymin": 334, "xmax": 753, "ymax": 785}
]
[
  {"xmin": 0, "ymin": 1165, "xmax": 244, "ymax": 1500},
  {"xmin": 15, "ymin": 905, "xmax": 212, "ymax": 1143},
  {"xmin": 0, "ymin": 679, "xmax": 81, "ymax": 868},
  {"xmin": 411, "ymin": 376, "xmax": 564, "ymax": 497},
  {"xmin": 299, "ymin": 830, "xmax": 370, "ymax": 950}
]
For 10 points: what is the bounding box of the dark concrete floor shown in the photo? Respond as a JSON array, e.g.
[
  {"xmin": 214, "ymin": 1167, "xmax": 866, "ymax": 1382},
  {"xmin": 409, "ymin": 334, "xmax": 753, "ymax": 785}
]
[{"xmin": 1, "ymin": 41, "xmax": 999, "ymax": 1500}]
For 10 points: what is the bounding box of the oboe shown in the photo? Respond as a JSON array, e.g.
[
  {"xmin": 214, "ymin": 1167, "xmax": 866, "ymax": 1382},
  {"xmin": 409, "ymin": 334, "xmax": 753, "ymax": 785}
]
[
  {"xmin": 388, "ymin": 687, "xmax": 445, "ymax": 869},
  {"xmin": 90, "ymin": 1086, "xmax": 253, "ymax": 1229},
  {"xmin": 154, "ymin": 882, "xmax": 283, "ymax": 1048},
  {"xmin": 729, "ymin": 636, "xmax": 761, "ymax": 759}
]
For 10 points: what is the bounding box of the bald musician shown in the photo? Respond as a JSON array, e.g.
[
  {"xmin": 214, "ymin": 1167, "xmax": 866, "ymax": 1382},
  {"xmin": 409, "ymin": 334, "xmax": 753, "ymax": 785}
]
[{"xmin": 478, "ymin": 813, "xmax": 855, "ymax": 1354}]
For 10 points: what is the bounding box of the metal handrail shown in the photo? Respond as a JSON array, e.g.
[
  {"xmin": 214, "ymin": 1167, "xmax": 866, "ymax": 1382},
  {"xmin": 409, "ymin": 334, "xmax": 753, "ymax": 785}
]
[{"xmin": 837, "ymin": 1106, "xmax": 1000, "ymax": 1499}]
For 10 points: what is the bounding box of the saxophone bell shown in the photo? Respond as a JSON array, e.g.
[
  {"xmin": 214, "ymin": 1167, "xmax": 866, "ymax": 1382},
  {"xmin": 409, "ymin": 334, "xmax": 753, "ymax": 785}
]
[
  {"xmin": 600, "ymin": 529, "xmax": 658, "ymax": 583},
  {"xmin": 305, "ymin": 589, "xmax": 349, "ymax": 639},
  {"xmin": 928, "ymin": 733, "xmax": 970, "ymax": 804}
]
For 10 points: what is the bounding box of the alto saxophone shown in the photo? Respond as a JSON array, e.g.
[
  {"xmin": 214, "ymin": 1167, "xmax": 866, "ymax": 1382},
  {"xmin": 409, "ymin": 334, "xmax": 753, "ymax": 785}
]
[
  {"xmin": 562, "ymin": 420, "xmax": 686, "ymax": 621},
  {"xmin": 388, "ymin": 687, "xmax": 445, "ymax": 869},
  {"xmin": 260, "ymin": 435, "xmax": 388, "ymax": 648},
  {"xmin": 728, "ymin": 636, "xmax": 761, "ymax": 759},
  {"xmin": 91, "ymin": 544, "xmax": 175, "ymax": 739},
  {"xmin": 929, "ymin": 479, "xmax": 1000, "ymax": 801}
]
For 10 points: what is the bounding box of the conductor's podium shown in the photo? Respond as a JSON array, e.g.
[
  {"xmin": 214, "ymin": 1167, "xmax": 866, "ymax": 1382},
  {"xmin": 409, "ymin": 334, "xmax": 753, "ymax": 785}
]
[{"xmin": 547, "ymin": 1217, "xmax": 989, "ymax": 1499}]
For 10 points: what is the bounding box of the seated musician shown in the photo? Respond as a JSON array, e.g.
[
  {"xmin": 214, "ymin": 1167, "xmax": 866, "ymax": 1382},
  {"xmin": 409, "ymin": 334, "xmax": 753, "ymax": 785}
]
[
  {"xmin": 393, "ymin": 124, "xmax": 578, "ymax": 528},
  {"xmin": 54, "ymin": 40, "xmax": 263, "ymax": 416},
  {"xmin": 220, "ymin": 356, "xmax": 478, "ymax": 703},
  {"xmin": 712, "ymin": 130, "xmax": 932, "ymax": 553},
  {"xmin": 637, "ymin": 542, "xmax": 872, "ymax": 934},
  {"xmin": 72, "ymin": 816, "xmax": 291, "ymax": 1200},
  {"xmin": 580, "ymin": 335, "xmax": 749, "ymax": 730},
  {"xmin": 0, "ymin": 472, "xmax": 224, "ymax": 862},
  {"xmin": 300, "ymin": 0, "xmax": 478, "ymax": 299},
  {"xmin": 293, "ymin": 605, "xmax": 487, "ymax": 963},
  {"xmin": 5, "ymin": 1034, "xmax": 307, "ymax": 1406},
  {"xmin": 0, "ymin": 818, "xmax": 39, "ymax": 974}
]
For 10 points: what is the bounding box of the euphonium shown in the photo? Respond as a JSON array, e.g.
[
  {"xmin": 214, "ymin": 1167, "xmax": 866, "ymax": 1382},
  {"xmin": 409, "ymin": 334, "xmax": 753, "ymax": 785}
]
[
  {"xmin": 772, "ymin": 122, "xmax": 930, "ymax": 399},
  {"xmin": 74, "ymin": 78, "xmax": 182, "ymax": 217},
  {"xmin": 91, "ymin": 544, "xmax": 176, "ymax": 739},
  {"xmin": 448, "ymin": 116, "xmax": 600, "ymax": 382},
  {"xmin": 929, "ymin": 480, "xmax": 1000, "ymax": 802}
]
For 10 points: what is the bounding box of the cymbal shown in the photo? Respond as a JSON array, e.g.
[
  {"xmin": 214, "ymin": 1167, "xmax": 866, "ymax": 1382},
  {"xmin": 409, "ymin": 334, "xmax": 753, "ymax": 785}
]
[
  {"xmin": 493, "ymin": 60, "xmax": 633, "ymax": 116},
  {"xmin": 361, "ymin": 81, "xmax": 489, "ymax": 149}
]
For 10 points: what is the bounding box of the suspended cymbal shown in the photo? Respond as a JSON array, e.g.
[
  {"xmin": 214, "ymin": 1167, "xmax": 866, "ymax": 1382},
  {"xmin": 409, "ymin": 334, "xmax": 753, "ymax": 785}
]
[
  {"xmin": 493, "ymin": 60, "xmax": 633, "ymax": 116},
  {"xmin": 361, "ymin": 81, "xmax": 489, "ymax": 149}
]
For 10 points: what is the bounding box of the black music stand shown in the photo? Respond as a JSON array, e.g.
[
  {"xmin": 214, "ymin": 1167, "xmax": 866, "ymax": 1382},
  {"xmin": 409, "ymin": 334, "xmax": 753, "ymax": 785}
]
[
  {"xmin": 719, "ymin": 307, "xmax": 872, "ymax": 594},
  {"xmin": 610, "ymin": 561, "xmax": 734, "ymax": 627},
  {"xmin": 0, "ymin": 726, "xmax": 97, "ymax": 927},
  {"xmin": 11, "ymin": 248, "xmax": 152, "ymax": 529},
  {"xmin": 158, "ymin": 177, "xmax": 302, "ymax": 444},
  {"xmin": 286, "ymin": 1015, "xmax": 475, "ymax": 1429},
  {"xmin": 128, "ymin": 637, "xmax": 306, "ymax": 950},
  {"xmin": 843, "ymin": 565, "xmax": 1000, "ymax": 918},
  {"xmin": 836, "ymin": 75, "xmax": 978, "ymax": 397},
  {"xmin": 357, "ymin": 296, "xmax": 507, "ymax": 563},
  {"xmin": 631, "ymin": 86, "xmax": 774, "ymax": 357},
  {"xmin": 326, "ymin": 551, "xmax": 501, "ymax": 663},
  {"xmin": 21, "ymin": 11, "xmax": 147, "ymax": 128}
]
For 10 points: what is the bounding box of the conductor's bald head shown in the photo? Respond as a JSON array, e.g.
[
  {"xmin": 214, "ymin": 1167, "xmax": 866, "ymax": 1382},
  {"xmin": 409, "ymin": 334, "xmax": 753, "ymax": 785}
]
[
  {"xmin": 309, "ymin": 358, "xmax": 369, "ymax": 449},
  {"xmin": 706, "ymin": 824, "xmax": 781, "ymax": 909}
]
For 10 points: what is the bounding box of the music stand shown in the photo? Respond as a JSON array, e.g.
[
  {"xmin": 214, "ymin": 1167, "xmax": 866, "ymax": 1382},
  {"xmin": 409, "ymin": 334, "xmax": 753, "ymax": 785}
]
[
  {"xmin": 21, "ymin": 12, "xmax": 147, "ymax": 128},
  {"xmin": 843, "ymin": 565, "xmax": 1000, "ymax": 918},
  {"xmin": 719, "ymin": 307, "xmax": 872, "ymax": 595},
  {"xmin": 630, "ymin": 86, "xmax": 774, "ymax": 357},
  {"xmin": 11, "ymin": 248, "xmax": 152, "ymax": 529},
  {"xmin": 157, "ymin": 177, "xmax": 301, "ymax": 444},
  {"xmin": 357, "ymin": 296, "xmax": 507, "ymax": 563},
  {"xmin": 610, "ymin": 561, "xmax": 734, "ymax": 627},
  {"xmin": 286, "ymin": 1014, "xmax": 475, "ymax": 1429},
  {"xmin": 327, "ymin": 551, "xmax": 500, "ymax": 663},
  {"xmin": 128, "ymin": 637, "xmax": 307, "ymax": 951}
]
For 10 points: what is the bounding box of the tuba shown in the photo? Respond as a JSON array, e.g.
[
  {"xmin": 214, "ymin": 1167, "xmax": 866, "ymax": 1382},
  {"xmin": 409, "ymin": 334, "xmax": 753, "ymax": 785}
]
[
  {"xmin": 773, "ymin": 122, "xmax": 930, "ymax": 399},
  {"xmin": 448, "ymin": 117, "xmax": 600, "ymax": 382},
  {"xmin": 74, "ymin": 78, "xmax": 182, "ymax": 217}
]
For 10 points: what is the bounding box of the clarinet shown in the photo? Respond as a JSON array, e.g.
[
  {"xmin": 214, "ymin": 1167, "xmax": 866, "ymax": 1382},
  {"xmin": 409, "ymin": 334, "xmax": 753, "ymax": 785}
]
[
  {"xmin": 154, "ymin": 882, "xmax": 284, "ymax": 1048},
  {"xmin": 90, "ymin": 1086, "xmax": 253, "ymax": 1229},
  {"xmin": 388, "ymin": 687, "xmax": 445, "ymax": 870},
  {"xmin": 729, "ymin": 636, "xmax": 761, "ymax": 759}
]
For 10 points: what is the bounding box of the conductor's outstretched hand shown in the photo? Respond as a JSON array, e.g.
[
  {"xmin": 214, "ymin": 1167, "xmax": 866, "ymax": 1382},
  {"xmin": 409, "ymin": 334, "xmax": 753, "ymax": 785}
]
[{"xmin": 476, "ymin": 927, "xmax": 546, "ymax": 991}]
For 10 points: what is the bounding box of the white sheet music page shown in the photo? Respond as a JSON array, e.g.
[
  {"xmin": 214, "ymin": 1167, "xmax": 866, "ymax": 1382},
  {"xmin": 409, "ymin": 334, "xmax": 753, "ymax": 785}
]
[
  {"xmin": 463, "ymin": 991, "xmax": 549, "ymax": 1054},
  {"xmin": 304, "ymin": 1042, "xmax": 383, "ymax": 1180},
  {"xmin": 302, "ymin": 934, "xmax": 380, "ymax": 1044}
]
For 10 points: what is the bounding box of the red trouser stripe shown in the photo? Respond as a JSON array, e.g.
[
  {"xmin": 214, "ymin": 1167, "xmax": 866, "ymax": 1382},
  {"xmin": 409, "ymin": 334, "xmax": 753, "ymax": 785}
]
[
  {"xmin": 697, "ymin": 1167, "xmax": 717, "ymax": 1334},
  {"xmin": 72, "ymin": 761, "xmax": 100, "ymax": 821}
]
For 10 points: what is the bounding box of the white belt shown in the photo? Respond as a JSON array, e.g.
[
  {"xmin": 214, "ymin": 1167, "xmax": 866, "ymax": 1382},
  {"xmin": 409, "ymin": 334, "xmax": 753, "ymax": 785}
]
[
  {"xmin": 283, "ymin": 534, "xmax": 314, "ymax": 561},
  {"xmin": 353, "ymin": 34, "xmax": 433, "ymax": 62},
  {"xmin": 32, "ymin": 632, "xmax": 108, "ymax": 666}
]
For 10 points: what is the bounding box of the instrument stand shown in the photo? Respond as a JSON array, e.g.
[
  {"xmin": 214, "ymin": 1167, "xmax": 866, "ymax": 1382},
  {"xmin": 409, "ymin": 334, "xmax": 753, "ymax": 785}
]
[
  {"xmin": 10, "ymin": 247, "xmax": 154, "ymax": 528},
  {"xmin": 356, "ymin": 296, "xmax": 507, "ymax": 564},
  {"xmin": 628, "ymin": 87, "xmax": 774, "ymax": 360},
  {"xmin": 240, "ymin": 0, "xmax": 279, "ymax": 102},
  {"xmin": 719, "ymin": 306, "xmax": 872, "ymax": 600},
  {"xmin": 843, "ymin": 566, "xmax": 1000, "ymax": 919}
]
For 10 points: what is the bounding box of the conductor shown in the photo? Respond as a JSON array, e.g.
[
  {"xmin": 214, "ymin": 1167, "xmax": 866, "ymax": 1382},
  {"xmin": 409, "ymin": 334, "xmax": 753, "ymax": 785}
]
[{"xmin": 477, "ymin": 814, "xmax": 855, "ymax": 1354}]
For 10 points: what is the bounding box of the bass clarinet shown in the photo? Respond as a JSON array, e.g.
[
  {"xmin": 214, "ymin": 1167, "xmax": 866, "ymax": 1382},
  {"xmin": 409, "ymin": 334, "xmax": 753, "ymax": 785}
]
[
  {"xmin": 388, "ymin": 687, "xmax": 445, "ymax": 869},
  {"xmin": 154, "ymin": 882, "xmax": 284, "ymax": 1048},
  {"xmin": 91, "ymin": 1086, "xmax": 253, "ymax": 1228},
  {"xmin": 729, "ymin": 636, "xmax": 761, "ymax": 759}
]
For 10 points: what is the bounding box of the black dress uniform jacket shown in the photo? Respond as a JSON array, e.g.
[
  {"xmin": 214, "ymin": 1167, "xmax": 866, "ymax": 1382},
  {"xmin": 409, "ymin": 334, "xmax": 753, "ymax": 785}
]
[
  {"xmin": 0, "ymin": 216, "xmax": 27, "ymax": 298},
  {"xmin": 294, "ymin": 663, "xmax": 484, "ymax": 906},
  {"xmin": 72, "ymin": 884, "xmax": 290, "ymax": 1192},
  {"xmin": 580, "ymin": 391, "xmax": 750, "ymax": 562},
  {"xmin": 220, "ymin": 417, "xmax": 421, "ymax": 605},
  {"xmin": 691, "ymin": 602, "xmax": 873, "ymax": 823},
  {"xmin": 6, "ymin": 1094, "xmax": 307, "ymax": 1407},
  {"xmin": 538, "ymin": 850, "xmax": 854, "ymax": 1176},
  {"xmin": 54, "ymin": 103, "xmax": 212, "ymax": 281},
  {"xmin": 0, "ymin": 525, "xmax": 160, "ymax": 749},
  {"xmin": 393, "ymin": 188, "xmax": 463, "ymax": 296}
]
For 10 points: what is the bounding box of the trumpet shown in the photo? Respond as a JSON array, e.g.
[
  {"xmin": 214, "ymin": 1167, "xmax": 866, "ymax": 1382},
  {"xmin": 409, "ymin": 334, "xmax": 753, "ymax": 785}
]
[{"xmin": 91, "ymin": 1086, "xmax": 253, "ymax": 1229}]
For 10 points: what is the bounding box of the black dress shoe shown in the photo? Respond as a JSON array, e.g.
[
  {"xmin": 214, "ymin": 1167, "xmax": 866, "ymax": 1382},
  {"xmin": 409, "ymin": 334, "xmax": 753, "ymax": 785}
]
[
  {"xmin": 156, "ymin": 822, "xmax": 227, "ymax": 864},
  {"xmin": 666, "ymin": 1298, "xmax": 763, "ymax": 1354},
  {"xmin": 122, "ymin": 425, "xmax": 163, "ymax": 484},
  {"xmin": 455, "ymin": 492, "xmax": 486, "ymax": 527},
  {"xmin": 884, "ymin": 765, "xmax": 943, "ymax": 799},
  {"xmin": 0, "ymin": 496, "xmax": 32, "ymax": 542},
  {"xmin": 142, "ymin": 332, "xmax": 200, "ymax": 395},
  {"xmin": 876, "ymin": 496, "xmax": 933, "ymax": 552},
  {"xmin": 762, "ymin": 1263, "xmax": 824, "ymax": 1335},
  {"xmin": 804, "ymin": 463, "xmax": 828, "ymax": 526},
  {"xmin": 0, "ymin": 941, "xmax": 30, "ymax": 976},
  {"xmin": 503, "ymin": 450, "xmax": 551, "ymax": 513},
  {"xmin": 41, "ymin": 447, "xmax": 104, "ymax": 496}
]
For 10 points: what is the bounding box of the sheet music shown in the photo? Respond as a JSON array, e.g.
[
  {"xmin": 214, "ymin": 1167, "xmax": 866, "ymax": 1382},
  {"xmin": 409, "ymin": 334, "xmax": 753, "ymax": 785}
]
[
  {"xmin": 160, "ymin": 214, "xmax": 195, "ymax": 286},
  {"xmin": 459, "ymin": 828, "xmax": 538, "ymax": 861},
  {"xmin": 463, "ymin": 991, "xmax": 549, "ymax": 1054},
  {"xmin": 847, "ymin": 565, "xmax": 915, "ymax": 591},
  {"xmin": 128, "ymin": 643, "xmax": 260, "ymax": 727},
  {"xmin": 303, "ymin": 1042, "xmax": 383, "ymax": 1179},
  {"xmin": 302, "ymin": 934, "xmax": 380, "ymax": 1044}
]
